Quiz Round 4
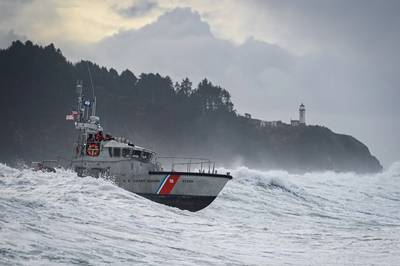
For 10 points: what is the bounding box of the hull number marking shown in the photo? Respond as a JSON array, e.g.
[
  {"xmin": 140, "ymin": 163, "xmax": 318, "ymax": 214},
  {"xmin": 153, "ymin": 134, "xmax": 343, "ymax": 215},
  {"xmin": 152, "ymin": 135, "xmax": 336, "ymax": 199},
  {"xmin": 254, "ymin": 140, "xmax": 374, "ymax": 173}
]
[{"xmin": 156, "ymin": 174, "xmax": 180, "ymax": 194}]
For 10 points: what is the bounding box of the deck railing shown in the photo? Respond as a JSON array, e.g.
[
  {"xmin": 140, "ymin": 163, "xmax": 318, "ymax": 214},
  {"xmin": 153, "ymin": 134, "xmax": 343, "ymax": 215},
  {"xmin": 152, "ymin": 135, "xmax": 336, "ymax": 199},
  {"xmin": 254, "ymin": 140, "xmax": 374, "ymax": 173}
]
[{"xmin": 156, "ymin": 156, "xmax": 217, "ymax": 174}]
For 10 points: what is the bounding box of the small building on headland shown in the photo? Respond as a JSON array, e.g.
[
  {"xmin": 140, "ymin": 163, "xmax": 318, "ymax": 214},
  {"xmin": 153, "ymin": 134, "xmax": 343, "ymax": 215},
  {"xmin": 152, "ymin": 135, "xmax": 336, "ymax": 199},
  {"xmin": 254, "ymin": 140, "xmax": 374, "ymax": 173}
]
[
  {"xmin": 261, "ymin": 120, "xmax": 283, "ymax": 127},
  {"xmin": 290, "ymin": 120, "xmax": 300, "ymax": 126}
]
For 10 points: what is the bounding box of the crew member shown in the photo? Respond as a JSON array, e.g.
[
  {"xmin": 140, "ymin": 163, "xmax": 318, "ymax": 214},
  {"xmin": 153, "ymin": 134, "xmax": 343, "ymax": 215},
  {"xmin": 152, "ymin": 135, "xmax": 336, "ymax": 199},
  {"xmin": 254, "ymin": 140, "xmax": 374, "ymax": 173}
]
[{"xmin": 95, "ymin": 131, "xmax": 104, "ymax": 142}]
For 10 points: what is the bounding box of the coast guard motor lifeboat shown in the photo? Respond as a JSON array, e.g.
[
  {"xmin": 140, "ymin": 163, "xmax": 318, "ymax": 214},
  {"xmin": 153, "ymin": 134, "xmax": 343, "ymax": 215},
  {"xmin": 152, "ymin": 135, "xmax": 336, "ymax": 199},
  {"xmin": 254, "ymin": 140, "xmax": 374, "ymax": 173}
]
[{"xmin": 68, "ymin": 81, "xmax": 232, "ymax": 211}]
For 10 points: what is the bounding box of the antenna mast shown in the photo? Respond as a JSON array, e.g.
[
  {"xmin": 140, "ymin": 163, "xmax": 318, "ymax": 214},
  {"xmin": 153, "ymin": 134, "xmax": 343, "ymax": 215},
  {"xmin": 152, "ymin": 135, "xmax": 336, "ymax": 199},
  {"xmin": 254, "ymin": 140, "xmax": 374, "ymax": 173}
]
[
  {"xmin": 76, "ymin": 80, "xmax": 83, "ymax": 122},
  {"xmin": 87, "ymin": 62, "xmax": 96, "ymax": 116}
]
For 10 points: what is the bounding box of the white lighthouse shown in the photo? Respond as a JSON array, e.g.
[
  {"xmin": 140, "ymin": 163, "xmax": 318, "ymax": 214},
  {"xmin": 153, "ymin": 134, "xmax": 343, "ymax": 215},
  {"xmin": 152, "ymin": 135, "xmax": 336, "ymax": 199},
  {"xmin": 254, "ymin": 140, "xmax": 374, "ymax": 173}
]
[{"xmin": 299, "ymin": 103, "xmax": 306, "ymax": 125}]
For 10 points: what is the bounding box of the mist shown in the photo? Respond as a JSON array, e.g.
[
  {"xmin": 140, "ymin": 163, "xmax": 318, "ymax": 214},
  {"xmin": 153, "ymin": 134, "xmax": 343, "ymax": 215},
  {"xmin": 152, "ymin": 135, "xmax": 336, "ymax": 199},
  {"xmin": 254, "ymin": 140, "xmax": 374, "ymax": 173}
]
[{"xmin": 0, "ymin": 1, "xmax": 399, "ymax": 167}]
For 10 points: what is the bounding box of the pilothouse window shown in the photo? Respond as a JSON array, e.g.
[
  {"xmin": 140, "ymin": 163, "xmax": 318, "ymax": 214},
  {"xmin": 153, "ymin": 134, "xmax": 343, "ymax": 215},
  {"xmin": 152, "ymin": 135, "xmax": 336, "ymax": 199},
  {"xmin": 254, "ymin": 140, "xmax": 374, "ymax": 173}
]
[
  {"xmin": 122, "ymin": 148, "xmax": 131, "ymax": 158},
  {"xmin": 143, "ymin": 152, "xmax": 152, "ymax": 161},
  {"xmin": 132, "ymin": 150, "xmax": 141, "ymax": 158},
  {"xmin": 113, "ymin": 148, "xmax": 121, "ymax": 157},
  {"xmin": 87, "ymin": 134, "xmax": 95, "ymax": 143}
]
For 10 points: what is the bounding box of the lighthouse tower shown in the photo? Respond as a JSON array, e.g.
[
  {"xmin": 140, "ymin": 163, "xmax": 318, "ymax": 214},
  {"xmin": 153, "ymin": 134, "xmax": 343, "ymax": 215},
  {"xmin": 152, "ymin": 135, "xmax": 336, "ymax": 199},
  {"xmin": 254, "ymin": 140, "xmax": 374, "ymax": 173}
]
[{"xmin": 299, "ymin": 103, "xmax": 306, "ymax": 125}]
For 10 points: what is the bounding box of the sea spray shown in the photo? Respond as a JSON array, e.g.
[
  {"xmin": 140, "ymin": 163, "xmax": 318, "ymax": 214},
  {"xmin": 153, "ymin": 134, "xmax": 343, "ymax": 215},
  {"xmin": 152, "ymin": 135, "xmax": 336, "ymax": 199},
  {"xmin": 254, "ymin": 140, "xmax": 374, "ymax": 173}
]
[{"xmin": 1, "ymin": 163, "xmax": 400, "ymax": 265}]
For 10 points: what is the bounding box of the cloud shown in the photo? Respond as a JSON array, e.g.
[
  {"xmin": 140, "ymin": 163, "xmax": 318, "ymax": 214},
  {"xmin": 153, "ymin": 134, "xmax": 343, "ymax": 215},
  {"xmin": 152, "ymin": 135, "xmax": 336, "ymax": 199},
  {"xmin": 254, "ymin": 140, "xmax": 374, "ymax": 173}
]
[
  {"xmin": 0, "ymin": 0, "xmax": 33, "ymax": 24},
  {"xmin": 118, "ymin": 0, "xmax": 159, "ymax": 17},
  {"xmin": 0, "ymin": 0, "xmax": 165, "ymax": 45},
  {"xmin": 250, "ymin": 0, "xmax": 400, "ymax": 53},
  {"xmin": 0, "ymin": 30, "xmax": 27, "ymax": 49},
  {"xmin": 85, "ymin": 7, "xmax": 399, "ymax": 166},
  {"xmin": 91, "ymin": 7, "xmax": 397, "ymax": 115}
]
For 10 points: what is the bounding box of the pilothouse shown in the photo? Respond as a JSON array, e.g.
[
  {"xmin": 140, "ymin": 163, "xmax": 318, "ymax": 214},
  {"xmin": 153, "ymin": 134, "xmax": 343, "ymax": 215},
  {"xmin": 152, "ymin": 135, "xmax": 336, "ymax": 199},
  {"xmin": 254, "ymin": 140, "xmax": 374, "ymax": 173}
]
[{"xmin": 67, "ymin": 81, "xmax": 232, "ymax": 211}]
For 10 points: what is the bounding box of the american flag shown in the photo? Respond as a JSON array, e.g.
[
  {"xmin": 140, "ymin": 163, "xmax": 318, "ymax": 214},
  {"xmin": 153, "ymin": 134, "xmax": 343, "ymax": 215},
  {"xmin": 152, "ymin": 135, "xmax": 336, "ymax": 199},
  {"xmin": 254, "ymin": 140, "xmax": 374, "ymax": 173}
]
[{"xmin": 66, "ymin": 111, "xmax": 79, "ymax": 121}]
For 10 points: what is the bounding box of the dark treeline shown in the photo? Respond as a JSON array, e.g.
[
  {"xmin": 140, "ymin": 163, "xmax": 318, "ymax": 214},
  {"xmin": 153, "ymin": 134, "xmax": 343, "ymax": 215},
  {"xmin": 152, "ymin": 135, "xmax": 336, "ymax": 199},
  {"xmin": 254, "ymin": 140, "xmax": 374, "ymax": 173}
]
[{"xmin": 0, "ymin": 41, "xmax": 382, "ymax": 173}]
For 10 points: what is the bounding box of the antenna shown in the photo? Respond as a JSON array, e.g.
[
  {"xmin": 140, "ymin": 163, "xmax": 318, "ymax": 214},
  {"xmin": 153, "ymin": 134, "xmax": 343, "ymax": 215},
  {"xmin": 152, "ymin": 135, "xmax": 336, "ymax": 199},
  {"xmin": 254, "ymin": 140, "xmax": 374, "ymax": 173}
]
[
  {"xmin": 76, "ymin": 80, "xmax": 83, "ymax": 122},
  {"xmin": 86, "ymin": 62, "xmax": 96, "ymax": 116}
]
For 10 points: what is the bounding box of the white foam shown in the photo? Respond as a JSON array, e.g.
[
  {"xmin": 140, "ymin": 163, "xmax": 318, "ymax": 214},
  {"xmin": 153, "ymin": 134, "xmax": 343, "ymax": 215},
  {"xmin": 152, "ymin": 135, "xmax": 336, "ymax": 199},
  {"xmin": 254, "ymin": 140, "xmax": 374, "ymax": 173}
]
[{"xmin": 1, "ymin": 162, "xmax": 400, "ymax": 265}]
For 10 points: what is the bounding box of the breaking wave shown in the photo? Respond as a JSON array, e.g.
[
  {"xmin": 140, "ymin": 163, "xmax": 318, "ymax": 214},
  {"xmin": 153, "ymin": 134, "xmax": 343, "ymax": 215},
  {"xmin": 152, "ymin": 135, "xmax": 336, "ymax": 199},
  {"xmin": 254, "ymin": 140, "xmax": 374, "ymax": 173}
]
[{"xmin": 1, "ymin": 162, "xmax": 400, "ymax": 265}]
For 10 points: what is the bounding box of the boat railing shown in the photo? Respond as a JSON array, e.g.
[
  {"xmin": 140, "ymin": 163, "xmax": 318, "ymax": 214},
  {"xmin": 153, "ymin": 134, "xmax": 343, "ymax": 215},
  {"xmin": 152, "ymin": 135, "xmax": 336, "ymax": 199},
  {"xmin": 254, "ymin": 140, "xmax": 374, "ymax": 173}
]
[
  {"xmin": 31, "ymin": 157, "xmax": 72, "ymax": 169},
  {"xmin": 157, "ymin": 156, "xmax": 217, "ymax": 174}
]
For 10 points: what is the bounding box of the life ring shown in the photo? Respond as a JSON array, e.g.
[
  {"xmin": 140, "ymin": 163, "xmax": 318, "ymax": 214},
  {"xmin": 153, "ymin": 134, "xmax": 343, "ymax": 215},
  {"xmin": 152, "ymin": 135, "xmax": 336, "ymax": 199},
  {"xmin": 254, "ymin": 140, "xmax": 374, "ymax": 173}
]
[{"xmin": 86, "ymin": 143, "xmax": 100, "ymax": 157}]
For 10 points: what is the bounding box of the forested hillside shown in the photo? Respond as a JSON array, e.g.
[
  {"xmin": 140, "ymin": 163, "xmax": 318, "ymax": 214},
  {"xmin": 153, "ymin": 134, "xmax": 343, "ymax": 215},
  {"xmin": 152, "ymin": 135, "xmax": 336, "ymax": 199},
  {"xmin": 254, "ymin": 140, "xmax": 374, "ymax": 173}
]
[{"xmin": 0, "ymin": 41, "xmax": 382, "ymax": 173}]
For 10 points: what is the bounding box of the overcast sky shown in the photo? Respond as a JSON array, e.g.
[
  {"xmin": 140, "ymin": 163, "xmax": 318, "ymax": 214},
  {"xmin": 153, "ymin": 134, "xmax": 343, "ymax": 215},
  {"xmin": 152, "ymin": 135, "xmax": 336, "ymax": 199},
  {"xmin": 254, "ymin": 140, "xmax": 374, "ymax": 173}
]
[{"xmin": 1, "ymin": 0, "xmax": 399, "ymax": 167}]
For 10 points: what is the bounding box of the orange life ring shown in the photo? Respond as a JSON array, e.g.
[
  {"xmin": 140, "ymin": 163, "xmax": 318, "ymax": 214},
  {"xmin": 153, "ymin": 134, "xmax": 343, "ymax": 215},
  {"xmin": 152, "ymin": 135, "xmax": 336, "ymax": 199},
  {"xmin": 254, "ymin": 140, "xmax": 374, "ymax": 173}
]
[{"xmin": 86, "ymin": 143, "xmax": 100, "ymax": 157}]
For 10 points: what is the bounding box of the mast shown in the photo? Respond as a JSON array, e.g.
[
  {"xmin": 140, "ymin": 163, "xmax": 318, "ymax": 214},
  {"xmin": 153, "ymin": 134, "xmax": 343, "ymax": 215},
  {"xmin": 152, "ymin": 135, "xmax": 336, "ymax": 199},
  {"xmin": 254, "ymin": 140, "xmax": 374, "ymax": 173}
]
[
  {"xmin": 76, "ymin": 80, "xmax": 83, "ymax": 122},
  {"xmin": 73, "ymin": 80, "xmax": 103, "ymax": 132},
  {"xmin": 87, "ymin": 62, "xmax": 96, "ymax": 117}
]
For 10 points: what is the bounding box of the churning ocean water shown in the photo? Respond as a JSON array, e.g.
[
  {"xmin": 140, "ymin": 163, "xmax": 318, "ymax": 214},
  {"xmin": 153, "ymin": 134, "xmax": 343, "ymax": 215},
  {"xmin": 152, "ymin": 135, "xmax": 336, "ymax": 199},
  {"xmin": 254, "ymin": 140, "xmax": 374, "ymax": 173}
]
[{"xmin": 1, "ymin": 163, "xmax": 400, "ymax": 265}]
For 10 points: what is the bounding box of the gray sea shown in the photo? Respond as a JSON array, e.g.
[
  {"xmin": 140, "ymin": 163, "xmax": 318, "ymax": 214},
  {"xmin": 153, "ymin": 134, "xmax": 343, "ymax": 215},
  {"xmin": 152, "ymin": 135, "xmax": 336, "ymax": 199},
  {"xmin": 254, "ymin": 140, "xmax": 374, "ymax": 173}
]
[{"xmin": 1, "ymin": 162, "xmax": 400, "ymax": 265}]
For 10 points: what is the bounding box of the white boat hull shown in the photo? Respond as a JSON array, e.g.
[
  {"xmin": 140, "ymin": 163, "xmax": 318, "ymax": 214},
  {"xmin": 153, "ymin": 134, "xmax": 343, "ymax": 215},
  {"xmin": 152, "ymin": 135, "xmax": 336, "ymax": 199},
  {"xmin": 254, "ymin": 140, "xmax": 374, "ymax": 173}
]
[{"xmin": 72, "ymin": 159, "xmax": 231, "ymax": 211}]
